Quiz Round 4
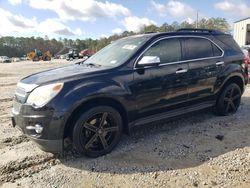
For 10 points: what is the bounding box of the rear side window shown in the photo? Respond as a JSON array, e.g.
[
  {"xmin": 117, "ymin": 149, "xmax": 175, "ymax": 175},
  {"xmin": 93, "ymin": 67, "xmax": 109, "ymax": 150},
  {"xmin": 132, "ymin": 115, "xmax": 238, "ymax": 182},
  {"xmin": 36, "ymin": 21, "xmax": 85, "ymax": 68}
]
[
  {"xmin": 215, "ymin": 35, "xmax": 242, "ymax": 56},
  {"xmin": 184, "ymin": 38, "xmax": 222, "ymax": 60},
  {"xmin": 212, "ymin": 44, "xmax": 222, "ymax": 56},
  {"xmin": 142, "ymin": 38, "xmax": 182, "ymax": 64}
]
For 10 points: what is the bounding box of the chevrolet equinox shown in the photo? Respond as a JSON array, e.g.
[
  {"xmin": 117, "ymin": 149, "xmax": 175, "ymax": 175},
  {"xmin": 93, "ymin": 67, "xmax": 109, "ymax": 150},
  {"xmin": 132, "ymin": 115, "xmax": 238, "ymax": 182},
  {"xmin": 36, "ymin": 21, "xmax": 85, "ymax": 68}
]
[{"xmin": 11, "ymin": 29, "xmax": 249, "ymax": 157}]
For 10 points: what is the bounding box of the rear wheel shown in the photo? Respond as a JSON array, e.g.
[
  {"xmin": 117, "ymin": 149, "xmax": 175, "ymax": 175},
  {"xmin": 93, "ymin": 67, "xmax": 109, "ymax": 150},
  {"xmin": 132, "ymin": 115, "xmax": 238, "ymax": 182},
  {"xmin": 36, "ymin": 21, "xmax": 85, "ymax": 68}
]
[
  {"xmin": 215, "ymin": 83, "xmax": 242, "ymax": 116},
  {"xmin": 72, "ymin": 106, "xmax": 123, "ymax": 157}
]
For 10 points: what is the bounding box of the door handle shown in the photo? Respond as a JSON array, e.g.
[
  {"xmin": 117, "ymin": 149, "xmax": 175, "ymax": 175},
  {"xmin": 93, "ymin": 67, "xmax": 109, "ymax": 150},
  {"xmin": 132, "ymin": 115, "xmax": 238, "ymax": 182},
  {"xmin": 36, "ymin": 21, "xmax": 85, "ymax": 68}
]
[
  {"xmin": 216, "ymin": 61, "xmax": 224, "ymax": 66},
  {"xmin": 176, "ymin": 69, "xmax": 188, "ymax": 74}
]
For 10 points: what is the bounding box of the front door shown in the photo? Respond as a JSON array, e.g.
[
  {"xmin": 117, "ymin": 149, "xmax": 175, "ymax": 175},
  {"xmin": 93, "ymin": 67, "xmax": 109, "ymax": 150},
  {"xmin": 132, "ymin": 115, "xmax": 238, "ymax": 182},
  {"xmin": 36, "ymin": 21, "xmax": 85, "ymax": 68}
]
[{"xmin": 131, "ymin": 37, "xmax": 189, "ymax": 118}]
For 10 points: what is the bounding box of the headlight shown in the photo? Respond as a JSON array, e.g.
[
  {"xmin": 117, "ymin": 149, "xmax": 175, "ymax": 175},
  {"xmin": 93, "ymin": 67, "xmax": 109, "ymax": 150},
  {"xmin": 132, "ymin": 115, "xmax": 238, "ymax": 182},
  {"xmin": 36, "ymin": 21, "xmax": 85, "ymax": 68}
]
[{"xmin": 26, "ymin": 83, "xmax": 64, "ymax": 107}]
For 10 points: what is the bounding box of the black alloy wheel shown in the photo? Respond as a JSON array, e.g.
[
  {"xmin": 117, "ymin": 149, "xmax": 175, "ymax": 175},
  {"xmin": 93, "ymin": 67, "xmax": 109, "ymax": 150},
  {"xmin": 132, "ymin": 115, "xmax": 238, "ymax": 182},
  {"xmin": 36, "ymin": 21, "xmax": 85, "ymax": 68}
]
[
  {"xmin": 72, "ymin": 106, "xmax": 123, "ymax": 157},
  {"xmin": 215, "ymin": 83, "xmax": 242, "ymax": 116}
]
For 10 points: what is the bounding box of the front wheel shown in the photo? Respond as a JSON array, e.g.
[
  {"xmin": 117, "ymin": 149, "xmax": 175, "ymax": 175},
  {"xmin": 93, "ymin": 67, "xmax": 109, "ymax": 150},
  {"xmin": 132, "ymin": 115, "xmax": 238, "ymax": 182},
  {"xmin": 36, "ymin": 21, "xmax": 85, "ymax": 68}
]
[
  {"xmin": 72, "ymin": 106, "xmax": 123, "ymax": 157},
  {"xmin": 215, "ymin": 83, "xmax": 242, "ymax": 116}
]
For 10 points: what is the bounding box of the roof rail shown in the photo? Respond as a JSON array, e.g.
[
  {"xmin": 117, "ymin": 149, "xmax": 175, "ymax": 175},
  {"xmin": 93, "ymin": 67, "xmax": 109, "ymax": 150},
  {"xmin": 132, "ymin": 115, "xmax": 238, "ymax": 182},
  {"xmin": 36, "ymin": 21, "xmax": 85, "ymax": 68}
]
[
  {"xmin": 144, "ymin": 31, "xmax": 157, "ymax": 34},
  {"xmin": 176, "ymin": 28, "xmax": 223, "ymax": 34}
]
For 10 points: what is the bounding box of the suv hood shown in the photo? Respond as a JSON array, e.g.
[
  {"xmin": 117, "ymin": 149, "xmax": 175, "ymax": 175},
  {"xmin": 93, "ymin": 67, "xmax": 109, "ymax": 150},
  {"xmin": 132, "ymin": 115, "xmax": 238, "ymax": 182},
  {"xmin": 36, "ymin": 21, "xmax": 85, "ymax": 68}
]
[{"xmin": 20, "ymin": 64, "xmax": 105, "ymax": 85}]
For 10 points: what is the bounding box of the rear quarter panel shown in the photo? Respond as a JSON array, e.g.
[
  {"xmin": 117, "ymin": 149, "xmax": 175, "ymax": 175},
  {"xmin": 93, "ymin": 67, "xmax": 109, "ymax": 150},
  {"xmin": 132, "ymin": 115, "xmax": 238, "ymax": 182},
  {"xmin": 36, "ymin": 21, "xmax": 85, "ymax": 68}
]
[{"xmin": 214, "ymin": 55, "xmax": 246, "ymax": 94}]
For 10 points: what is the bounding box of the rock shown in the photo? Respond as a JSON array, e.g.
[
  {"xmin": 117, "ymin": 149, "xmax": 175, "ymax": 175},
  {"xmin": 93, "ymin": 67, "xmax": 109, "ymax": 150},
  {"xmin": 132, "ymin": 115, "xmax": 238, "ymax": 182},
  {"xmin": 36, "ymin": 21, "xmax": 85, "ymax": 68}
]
[
  {"xmin": 153, "ymin": 172, "xmax": 158, "ymax": 179},
  {"xmin": 182, "ymin": 144, "xmax": 190, "ymax": 149},
  {"xmin": 211, "ymin": 181, "xmax": 217, "ymax": 186},
  {"xmin": 215, "ymin": 135, "xmax": 224, "ymax": 141},
  {"xmin": 193, "ymin": 181, "xmax": 199, "ymax": 187}
]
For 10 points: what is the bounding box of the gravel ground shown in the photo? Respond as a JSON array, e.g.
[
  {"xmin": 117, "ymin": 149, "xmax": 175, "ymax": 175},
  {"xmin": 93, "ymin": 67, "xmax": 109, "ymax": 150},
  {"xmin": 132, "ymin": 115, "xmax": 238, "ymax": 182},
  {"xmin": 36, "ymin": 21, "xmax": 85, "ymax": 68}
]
[{"xmin": 0, "ymin": 60, "xmax": 249, "ymax": 188}]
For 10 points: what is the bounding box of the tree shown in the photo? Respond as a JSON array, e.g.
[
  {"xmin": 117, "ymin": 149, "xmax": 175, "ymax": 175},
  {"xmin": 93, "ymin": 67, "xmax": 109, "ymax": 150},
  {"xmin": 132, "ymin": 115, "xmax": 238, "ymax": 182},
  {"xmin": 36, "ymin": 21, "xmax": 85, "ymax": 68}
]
[
  {"xmin": 180, "ymin": 21, "xmax": 193, "ymax": 29},
  {"xmin": 0, "ymin": 17, "xmax": 231, "ymax": 57},
  {"xmin": 140, "ymin": 24, "xmax": 158, "ymax": 33}
]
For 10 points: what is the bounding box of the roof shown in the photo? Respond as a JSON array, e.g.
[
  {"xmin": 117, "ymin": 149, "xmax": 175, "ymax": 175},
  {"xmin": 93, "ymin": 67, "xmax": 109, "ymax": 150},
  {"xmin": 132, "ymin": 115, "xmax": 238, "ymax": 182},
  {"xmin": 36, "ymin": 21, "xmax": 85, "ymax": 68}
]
[
  {"xmin": 176, "ymin": 28, "xmax": 224, "ymax": 34},
  {"xmin": 123, "ymin": 28, "xmax": 228, "ymax": 41},
  {"xmin": 234, "ymin": 17, "xmax": 250, "ymax": 23},
  {"xmin": 144, "ymin": 28, "xmax": 226, "ymax": 37}
]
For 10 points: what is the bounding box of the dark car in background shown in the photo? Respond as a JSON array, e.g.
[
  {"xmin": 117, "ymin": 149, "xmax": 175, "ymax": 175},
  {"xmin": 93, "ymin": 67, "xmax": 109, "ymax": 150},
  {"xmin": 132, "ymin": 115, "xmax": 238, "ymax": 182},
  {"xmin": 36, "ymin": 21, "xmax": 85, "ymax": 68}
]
[
  {"xmin": 66, "ymin": 49, "xmax": 79, "ymax": 61},
  {"xmin": 11, "ymin": 29, "xmax": 248, "ymax": 157}
]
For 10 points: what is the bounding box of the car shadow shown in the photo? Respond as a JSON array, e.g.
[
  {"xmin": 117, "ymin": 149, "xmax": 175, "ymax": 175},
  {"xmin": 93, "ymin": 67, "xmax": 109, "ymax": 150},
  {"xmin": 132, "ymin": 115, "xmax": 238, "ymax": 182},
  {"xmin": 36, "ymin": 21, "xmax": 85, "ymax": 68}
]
[{"xmin": 60, "ymin": 95, "xmax": 250, "ymax": 174}]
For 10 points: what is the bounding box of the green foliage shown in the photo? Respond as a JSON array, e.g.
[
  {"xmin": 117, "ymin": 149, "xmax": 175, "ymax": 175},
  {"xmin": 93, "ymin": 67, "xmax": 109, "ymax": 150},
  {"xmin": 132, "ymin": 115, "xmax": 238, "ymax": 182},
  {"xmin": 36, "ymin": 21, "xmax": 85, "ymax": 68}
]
[{"xmin": 0, "ymin": 17, "xmax": 230, "ymax": 57}]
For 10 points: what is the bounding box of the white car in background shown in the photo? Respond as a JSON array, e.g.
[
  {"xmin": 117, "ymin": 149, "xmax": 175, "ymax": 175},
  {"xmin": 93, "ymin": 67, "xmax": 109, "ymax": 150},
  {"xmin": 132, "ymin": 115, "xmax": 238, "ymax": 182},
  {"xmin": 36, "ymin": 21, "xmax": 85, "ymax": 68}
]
[
  {"xmin": 12, "ymin": 57, "xmax": 21, "ymax": 62},
  {"xmin": 0, "ymin": 56, "xmax": 11, "ymax": 63}
]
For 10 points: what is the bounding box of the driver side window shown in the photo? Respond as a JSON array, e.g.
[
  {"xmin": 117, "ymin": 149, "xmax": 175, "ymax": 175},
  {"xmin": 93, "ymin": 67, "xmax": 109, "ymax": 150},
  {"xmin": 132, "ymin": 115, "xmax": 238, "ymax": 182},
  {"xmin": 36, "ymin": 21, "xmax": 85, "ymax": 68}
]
[{"xmin": 142, "ymin": 38, "xmax": 182, "ymax": 64}]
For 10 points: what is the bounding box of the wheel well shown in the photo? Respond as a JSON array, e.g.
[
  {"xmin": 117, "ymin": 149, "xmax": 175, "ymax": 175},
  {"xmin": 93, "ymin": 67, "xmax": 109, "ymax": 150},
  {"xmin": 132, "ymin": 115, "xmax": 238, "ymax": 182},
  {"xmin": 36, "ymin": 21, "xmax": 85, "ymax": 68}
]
[
  {"xmin": 63, "ymin": 97, "xmax": 129, "ymax": 139},
  {"xmin": 222, "ymin": 76, "xmax": 244, "ymax": 93},
  {"xmin": 216, "ymin": 76, "xmax": 244, "ymax": 103}
]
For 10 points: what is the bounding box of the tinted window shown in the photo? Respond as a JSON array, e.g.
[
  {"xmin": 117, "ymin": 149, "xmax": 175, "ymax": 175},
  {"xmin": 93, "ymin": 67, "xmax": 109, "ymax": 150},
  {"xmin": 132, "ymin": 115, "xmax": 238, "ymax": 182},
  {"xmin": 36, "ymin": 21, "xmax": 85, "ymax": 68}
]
[
  {"xmin": 212, "ymin": 43, "xmax": 222, "ymax": 56},
  {"xmin": 185, "ymin": 38, "xmax": 214, "ymax": 60},
  {"xmin": 216, "ymin": 35, "xmax": 242, "ymax": 56},
  {"xmin": 142, "ymin": 38, "xmax": 182, "ymax": 64}
]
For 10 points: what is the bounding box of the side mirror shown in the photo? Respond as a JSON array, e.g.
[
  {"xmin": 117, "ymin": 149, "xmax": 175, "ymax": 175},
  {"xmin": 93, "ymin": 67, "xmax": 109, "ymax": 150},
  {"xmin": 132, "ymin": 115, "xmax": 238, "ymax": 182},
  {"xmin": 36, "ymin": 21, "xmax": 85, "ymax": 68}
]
[{"xmin": 137, "ymin": 56, "xmax": 160, "ymax": 67}]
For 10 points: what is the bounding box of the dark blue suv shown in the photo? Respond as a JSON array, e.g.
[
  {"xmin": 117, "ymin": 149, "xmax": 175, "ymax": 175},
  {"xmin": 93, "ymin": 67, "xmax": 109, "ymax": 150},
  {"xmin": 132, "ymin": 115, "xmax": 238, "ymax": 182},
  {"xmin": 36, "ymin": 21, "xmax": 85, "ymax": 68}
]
[{"xmin": 11, "ymin": 29, "xmax": 248, "ymax": 157}]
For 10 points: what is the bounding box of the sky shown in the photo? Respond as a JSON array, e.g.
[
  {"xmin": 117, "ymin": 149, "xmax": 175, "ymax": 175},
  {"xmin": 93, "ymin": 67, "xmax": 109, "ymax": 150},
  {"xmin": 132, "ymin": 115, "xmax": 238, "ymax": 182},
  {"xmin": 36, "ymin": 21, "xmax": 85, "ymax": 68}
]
[{"xmin": 0, "ymin": 0, "xmax": 250, "ymax": 39}]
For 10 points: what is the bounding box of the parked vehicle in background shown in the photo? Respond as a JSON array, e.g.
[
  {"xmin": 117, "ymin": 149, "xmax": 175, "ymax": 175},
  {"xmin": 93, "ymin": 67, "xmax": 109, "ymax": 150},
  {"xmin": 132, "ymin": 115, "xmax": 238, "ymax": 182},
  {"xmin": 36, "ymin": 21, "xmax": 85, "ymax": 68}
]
[
  {"xmin": 27, "ymin": 50, "xmax": 52, "ymax": 61},
  {"xmin": 12, "ymin": 57, "xmax": 21, "ymax": 62},
  {"xmin": 66, "ymin": 49, "xmax": 79, "ymax": 60},
  {"xmin": 60, "ymin": 54, "xmax": 66, "ymax": 59},
  {"xmin": 79, "ymin": 49, "xmax": 95, "ymax": 58},
  {"xmin": 0, "ymin": 56, "xmax": 11, "ymax": 63},
  {"xmin": 20, "ymin": 56, "xmax": 28, "ymax": 61},
  {"xmin": 241, "ymin": 45, "xmax": 250, "ymax": 51},
  {"xmin": 242, "ymin": 48, "xmax": 250, "ymax": 80},
  {"xmin": 53, "ymin": 55, "xmax": 60, "ymax": 59},
  {"xmin": 11, "ymin": 28, "xmax": 248, "ymax": 157}
]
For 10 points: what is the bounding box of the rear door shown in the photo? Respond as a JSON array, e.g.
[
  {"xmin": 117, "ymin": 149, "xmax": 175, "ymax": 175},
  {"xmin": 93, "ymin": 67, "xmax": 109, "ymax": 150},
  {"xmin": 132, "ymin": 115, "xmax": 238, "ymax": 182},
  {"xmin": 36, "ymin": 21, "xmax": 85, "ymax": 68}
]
[{"xmin": 183, "ymin": 37, "xmax": 224, "ymax": 101}]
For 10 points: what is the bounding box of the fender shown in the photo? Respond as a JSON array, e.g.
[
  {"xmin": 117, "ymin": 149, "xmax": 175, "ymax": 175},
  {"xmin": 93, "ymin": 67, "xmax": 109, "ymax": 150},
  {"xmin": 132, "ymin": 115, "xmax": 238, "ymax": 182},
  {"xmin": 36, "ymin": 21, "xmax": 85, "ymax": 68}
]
[
  {"xmin": 56, "ymin": 78, "xmax": 133, "ymax": 138},
  {"xmin": 214, "ymin": 63, "xmax": 246, "ymax": 95}
]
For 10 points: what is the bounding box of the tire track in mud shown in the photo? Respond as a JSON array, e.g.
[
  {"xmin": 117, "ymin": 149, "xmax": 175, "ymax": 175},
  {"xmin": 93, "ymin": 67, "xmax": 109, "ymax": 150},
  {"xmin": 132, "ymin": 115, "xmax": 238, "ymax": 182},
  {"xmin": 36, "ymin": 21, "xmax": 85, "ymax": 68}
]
[
  {"xmin": 0, "ymin": 98, "xmax": 13, "ymax": 103},
  {"xmin": 0, "ymin": 83, "xmax": 16, "ymax": 87},
  {"xmin": 0, "ymin": 135, "xmax": 29, "ymax": 150},
  {"xmin": 0, "ymin": 117, "xmax": 10, "ymax": 124},
  {"xmin": 0, "ymin": 73, "xmax": 15, "ymax": 77},
  {"xmin": 0, "ymin": 98, "xmax": 13, "ymax": 118},
  {"xmin": 0, "ymin": 154, "xmax": 61, "ymax": 183},
  {"xmin": 0, "ymin": 106, "xmax": 12, "ymax": 117},
  {"xmin": 1, "ymin": 135, "xmax": 29, "ymax": 147}
]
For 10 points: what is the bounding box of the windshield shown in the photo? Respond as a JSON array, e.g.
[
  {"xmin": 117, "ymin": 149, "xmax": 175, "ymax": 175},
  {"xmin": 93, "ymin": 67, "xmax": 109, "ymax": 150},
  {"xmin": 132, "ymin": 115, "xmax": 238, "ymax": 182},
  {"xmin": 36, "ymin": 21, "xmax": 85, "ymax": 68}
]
[{"xmin": 84, "ymin": 36, "xmax": 148, "ymax": 67}]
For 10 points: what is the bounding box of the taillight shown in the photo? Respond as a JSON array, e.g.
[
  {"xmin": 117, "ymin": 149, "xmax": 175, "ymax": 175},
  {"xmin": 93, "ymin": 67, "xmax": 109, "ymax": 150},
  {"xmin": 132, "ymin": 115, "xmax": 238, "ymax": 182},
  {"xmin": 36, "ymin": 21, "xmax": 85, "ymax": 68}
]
[{"xmin": 244, "ymin": 56, "xmax": 249, "ymax": 69}]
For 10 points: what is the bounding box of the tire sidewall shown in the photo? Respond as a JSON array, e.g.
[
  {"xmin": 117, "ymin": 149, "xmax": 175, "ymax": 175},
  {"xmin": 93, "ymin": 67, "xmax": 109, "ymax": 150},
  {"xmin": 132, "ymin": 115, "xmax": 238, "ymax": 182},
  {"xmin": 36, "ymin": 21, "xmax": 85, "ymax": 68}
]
[
  {"xmin": 72, "ymin": 106, "xmax": 123, "ymax": 157},
  {"xmin": 217, "ymin": 83, "xmax": 241, "ymax": 116}
]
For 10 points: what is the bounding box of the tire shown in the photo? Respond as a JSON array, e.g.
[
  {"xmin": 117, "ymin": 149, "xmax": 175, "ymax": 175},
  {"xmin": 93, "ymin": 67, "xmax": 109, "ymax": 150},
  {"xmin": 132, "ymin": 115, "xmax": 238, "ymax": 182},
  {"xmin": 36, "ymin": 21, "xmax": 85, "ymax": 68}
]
[
  {"xmin": 215, "ymin": 83, "xmax": 242, "ymax": 116},
  {"xmin": 72, "ymin": 106, "xmax": 123, "ymax": 157}
]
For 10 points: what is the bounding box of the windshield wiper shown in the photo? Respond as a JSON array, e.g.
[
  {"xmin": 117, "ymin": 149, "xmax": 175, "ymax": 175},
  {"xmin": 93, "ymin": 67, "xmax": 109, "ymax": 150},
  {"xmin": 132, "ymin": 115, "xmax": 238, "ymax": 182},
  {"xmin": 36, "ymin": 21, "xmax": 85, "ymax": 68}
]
[
  {"xmin": 75, "ymin": 59, "xmax": 87, "ymax": 65},
  {"xmin": 85, "ymin": 63, "xmax": 101, "ymax": 67}
]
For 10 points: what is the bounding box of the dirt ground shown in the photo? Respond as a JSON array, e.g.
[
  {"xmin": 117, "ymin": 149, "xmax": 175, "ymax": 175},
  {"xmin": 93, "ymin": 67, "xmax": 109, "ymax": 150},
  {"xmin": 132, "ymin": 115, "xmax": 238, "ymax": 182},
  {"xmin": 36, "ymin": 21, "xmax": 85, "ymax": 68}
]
[{"xmin": 0, "ymin": 60, "xmax": 249, "ymax": 188}]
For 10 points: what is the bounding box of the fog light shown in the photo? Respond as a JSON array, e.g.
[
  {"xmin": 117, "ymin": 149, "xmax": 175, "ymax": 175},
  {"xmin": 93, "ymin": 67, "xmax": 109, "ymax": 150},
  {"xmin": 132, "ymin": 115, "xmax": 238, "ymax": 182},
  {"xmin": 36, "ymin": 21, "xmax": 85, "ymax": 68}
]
[{"xmin": 35, "ymin": 124, "xmax": 43, "ymax": 134}]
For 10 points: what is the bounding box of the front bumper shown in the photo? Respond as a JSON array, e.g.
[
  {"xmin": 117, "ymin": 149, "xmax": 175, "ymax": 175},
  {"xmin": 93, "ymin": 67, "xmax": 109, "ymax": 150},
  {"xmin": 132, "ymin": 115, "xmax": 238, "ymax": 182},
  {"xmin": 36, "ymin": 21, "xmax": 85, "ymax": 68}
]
[
  {"xmin": 11, "ymin": 103, "xmax": 65, "ymax": 153},
  {"xmin": 28, "ymin": 136, "xmax": 62, "ymax": 153}
]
